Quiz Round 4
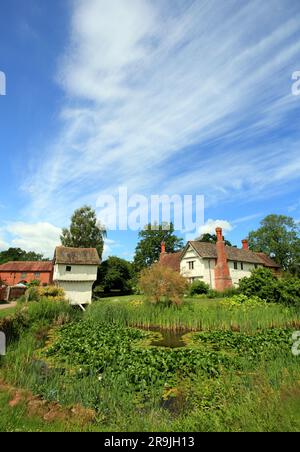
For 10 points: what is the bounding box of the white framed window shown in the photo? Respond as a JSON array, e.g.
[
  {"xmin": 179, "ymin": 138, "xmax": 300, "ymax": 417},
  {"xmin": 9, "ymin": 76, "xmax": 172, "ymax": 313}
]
[
  {"xmin": 66, "ymin": 266, "xmax": 72, "ymax": 272},
  {"xmin": 188, "ymin": 261, "xmax": 195, "ymax": 270}
]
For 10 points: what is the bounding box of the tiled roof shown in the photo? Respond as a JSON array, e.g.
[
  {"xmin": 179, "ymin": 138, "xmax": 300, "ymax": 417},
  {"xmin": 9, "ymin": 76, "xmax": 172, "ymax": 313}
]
[
  {"xmin": 0, "ymin": 261, "xmax": 53, "ymax": 272},
  {"xmin": 159, "ymin": 251, "xmax": 182, "ymax": 272},
  {"xmin": 188, "ymin": 242, "xmax": 279, "ymax": 267},
  {"xmin": 255, "ymin": 253, "xmax": 281, "ymax": 268},
  {"xmin": 54, "ymin": 246, "xmax": 100, "ymax": 265}
]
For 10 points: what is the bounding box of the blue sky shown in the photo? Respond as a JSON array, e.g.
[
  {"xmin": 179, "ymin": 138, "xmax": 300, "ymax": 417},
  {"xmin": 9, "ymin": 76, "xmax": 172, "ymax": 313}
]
[{"xmin": 0, "ymin": 0, "xmax": 300, "ymax": 260}]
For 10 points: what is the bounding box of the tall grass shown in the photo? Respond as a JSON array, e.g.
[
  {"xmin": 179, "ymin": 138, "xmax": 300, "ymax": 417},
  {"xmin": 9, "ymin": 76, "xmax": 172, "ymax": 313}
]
[{"xmin": 86, "ymin": 296, "xmax": 300, "ymax": 333}]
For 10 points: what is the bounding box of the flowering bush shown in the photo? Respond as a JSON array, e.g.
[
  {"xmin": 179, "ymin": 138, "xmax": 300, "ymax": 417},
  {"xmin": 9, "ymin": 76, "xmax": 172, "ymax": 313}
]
[
  {"xmin": 139, "ymin": 263, "xmax": 188, "ymax": 306},
  {"xmin": 25, "ymin": 285, "xmax": 66, "ymax": 303}
]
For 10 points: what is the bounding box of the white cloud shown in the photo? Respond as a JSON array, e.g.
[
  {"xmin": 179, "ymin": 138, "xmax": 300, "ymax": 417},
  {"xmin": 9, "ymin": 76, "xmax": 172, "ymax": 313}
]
[
  {"xmin": 5, "ymin": 222, "xmax": 61, "ymax": 258},
  {"xmin": 232, "ymin": 213, "xmax": 263, "ymax": 225},
  {"xmin": 22, "ymin": 0, "xmax": 300, "ymax": 225},
  {"xmin": 288, "ymin": 199, "xmax": 300, "ymax": 213},
  {"xmin": 0, "ymin": 238, "xmax": 8, "ymax": 251},
  {"xmin": 102, "ymin": 238, "xmax": 117, "ymax": 259},
  {"xmin": 199, "ymin": 219, "xmax": 233, "ymax": 236}
]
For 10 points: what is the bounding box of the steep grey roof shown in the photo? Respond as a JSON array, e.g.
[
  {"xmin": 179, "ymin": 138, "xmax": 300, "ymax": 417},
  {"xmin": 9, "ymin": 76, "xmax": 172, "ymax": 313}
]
[
  {"xmin": 54, "ymin": 247, "xmax": 100, "ymax": 265},
  {"xmin": 188, "ymin": 241, "xmax": 279, "ymax": 267}
]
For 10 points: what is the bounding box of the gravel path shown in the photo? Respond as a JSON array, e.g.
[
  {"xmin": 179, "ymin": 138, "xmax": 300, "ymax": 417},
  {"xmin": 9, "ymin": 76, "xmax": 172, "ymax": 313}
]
[{"xmin": 0, "ymin": 302, "xmax": 17, "ymax": 311}]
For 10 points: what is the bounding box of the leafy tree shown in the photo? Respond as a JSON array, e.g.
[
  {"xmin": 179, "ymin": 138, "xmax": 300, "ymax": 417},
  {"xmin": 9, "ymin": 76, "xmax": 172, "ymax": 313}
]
[
  {"xmin": 247, "ymin": 214, "xmax": 300, "ymax": 272},
  {"xmin": 196, "ymin": 233, "xmax": 233, "ymax": 247},
  {"xmin": 133, "ymin": 223, "xmax": 183, "ymax": 272},
  {"xmin": 139, "ymin": 263, "xmax": 188, "ymax": 306},
  {"xmin": 61, "ymin": 206, "xmax": 106, "ymax": 259},
  {"xmin": 0, "ymin": 248, "xmax": 46, "ymax": 265},
  {"xmin": 97, "ymin": 257, "xmax": 133, "ymax": 294}
]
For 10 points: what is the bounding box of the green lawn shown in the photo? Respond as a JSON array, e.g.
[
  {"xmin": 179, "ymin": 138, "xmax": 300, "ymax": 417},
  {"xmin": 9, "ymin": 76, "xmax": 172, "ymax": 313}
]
[
  {"xmin": 0, "ymin": 296, "xmax": 299, "ymax": 432},
  {"xmin": 0, "ymin": 307, "xmax": 16, "ymax": 319}
]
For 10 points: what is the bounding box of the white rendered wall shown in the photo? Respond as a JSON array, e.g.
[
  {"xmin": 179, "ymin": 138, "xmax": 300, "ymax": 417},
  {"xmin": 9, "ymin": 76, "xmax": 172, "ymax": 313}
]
[
  {"xmin": 57, "ymin": 280, "xmax": 93, "ymax": 305},
  {"xmin": 53, "ymin": 264, "xmax": 98, "ymax": 305},
  {"xmin": 53, "ymin": 264, "xmax": 98, "ymax": 282},
  {"xmin": 180, "ymin": 246, "xmax": 215, "ymax": 288},
  {"xmin": 228, "ymin": 261, "xmax": 263, "ymax": 286}
]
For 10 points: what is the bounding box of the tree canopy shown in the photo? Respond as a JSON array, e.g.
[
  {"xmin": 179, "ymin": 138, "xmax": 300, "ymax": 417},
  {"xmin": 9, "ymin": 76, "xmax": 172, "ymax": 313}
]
[
  {"xmin": 97, "ymin": 256, "xmax": 133, "ymax": 294},
  {"xmin": 133, "ymin": 223, "xmax": 183, "ymax": 272},
  {"xmin": 247, "ymin": 214, "xmax": 300, "ymax": 274},
  {"xmin": 196, "ymin": 233, "xmax": 233, "ymax": 247},
  {"xmin": 0, "ymin": 248, "xmax": 46, "ymax": 265},
  {"xmin": 61, "ymin": 206, "xmax": 107, "ymax": 259}
]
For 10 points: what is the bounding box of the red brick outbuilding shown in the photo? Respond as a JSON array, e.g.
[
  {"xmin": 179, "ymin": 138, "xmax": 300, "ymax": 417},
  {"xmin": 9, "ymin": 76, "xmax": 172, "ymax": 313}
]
[{"xmin": 0, "ymin": 261, "xmax": 53, "ymax": 286}]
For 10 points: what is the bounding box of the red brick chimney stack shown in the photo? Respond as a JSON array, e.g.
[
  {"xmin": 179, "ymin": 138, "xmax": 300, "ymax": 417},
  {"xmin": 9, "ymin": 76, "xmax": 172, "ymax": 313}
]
[
  {"xmin": 216, "ymin": 227, "xmax": 223, "ymax": 242},
  {"xmin": 242, "ymin": 239, "xmax": 249, "ymax": 250},
  {"xmin": 214, "ymin": 227, "xmax": 233, "ymax": 291},
  {"xmin": 161, "ymin": 242, "xmax": 166, "ymax": 254}
]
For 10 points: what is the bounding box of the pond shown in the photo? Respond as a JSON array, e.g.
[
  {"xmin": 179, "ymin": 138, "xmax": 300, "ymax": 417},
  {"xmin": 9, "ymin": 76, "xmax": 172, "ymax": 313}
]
[{"xmin": 138, "ymin": 326, "xmax": 191, "ymax": 348}]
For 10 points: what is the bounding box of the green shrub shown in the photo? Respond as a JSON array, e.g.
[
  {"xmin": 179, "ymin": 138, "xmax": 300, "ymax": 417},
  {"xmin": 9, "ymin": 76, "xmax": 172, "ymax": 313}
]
[
  {"xmin": 239, "ymin": 268, "xmax": 300, "ymax": 305},
  {"xmin": 0, "ymin": 309, "xmax": 29, "ymax": 343},
  {"xmin": 25, "ymin": 286, "xmax": 40, "ymax": 302},
  {"xmin": 220, "ymin": 294, "xmax": 264, "ymax": 308},
  {"xmin": 277, "ymin": 277, "xmax": 300, "ymax": 306},
  {"xmin": 239, "ymin": 268, "xmax": 279, "ymax": 303},
  {"xmin": 207, "ymin": 289, "xmax": 222, "ymax": 299},
  {"xmin": 221, "ymin": 287, "xmax": 240, "ymax": 298},
  {"xmin": 204, "ymin": 287, "xmax": 240, "ymax": 299},
  {"xmin": 189, "ymin": 280, "xmax": 209, "ymax": 296},
  {"xmin": 27, "ymin": 279, "xmax": 41, "ymax": 287}
]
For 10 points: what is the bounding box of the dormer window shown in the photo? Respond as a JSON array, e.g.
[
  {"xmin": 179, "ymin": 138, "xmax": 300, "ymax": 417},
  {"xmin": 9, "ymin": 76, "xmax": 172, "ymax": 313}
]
[{"xmin": 66, "ymin": 266, "xmax": 72, "ymax": 272}]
